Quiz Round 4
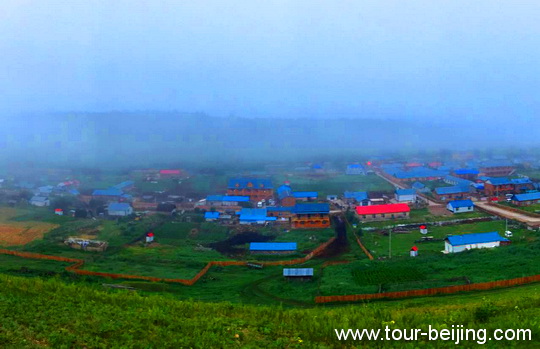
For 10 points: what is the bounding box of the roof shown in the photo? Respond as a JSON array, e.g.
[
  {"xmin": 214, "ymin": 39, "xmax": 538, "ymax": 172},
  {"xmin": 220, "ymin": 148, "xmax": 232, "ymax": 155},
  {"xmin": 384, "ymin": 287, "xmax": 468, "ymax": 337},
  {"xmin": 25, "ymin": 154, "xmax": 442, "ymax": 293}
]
[
  {"xmin": 396, "ymin": 189, "xmax": 415, "ymax": 196},
  {"xmin": 446, "ymin": 232, "xmax": 508, "ymax": 246},
  {"xmin": 249, "ymin": 242, "xmax": 297, "ymax": 251},
  {"xmin": 108, "ymin": 203, "xmax": 132, "ymax": 211},
  {"xmin": 486, "ymin": 177, "xmax": 512, "ymax": 186},
  {"xmin": 204, "ymin": 212, "xmax": 220, "ymax": 219},
  {"xmin": 480, "ymin": 161, "xmax": 514, "ymax": 168},
  {"xmin": 512, "ymin": 192, "xmax": 540, "ymax": 202},
  {"xmin": 238, "ymin": 208, "xmax": 277, "ymax": 221},
  {"xmin": 30, "ymin": 196, "xmax": 48, "ymax": 202},
  {"xmin": 448, "ymin": 199, "xmax": 474, "ymax": 208},
  {"xmin": 355, "ymin": 203, "xmax": 410, "ymax": 215},
  {"xmin": 159, "ymin": 169, "xmax": 181, "ymax": 175},
  {"xmin": 266, "ymin": 206, "xmax": 294, "ymax": 212},
  {"xmin": 277, "ymin": 185, "xmax": 293, "ymax": 199},
  {"xmin": 283, "ymin": 268, "xmax": 314, "ymax": 276},
  {"xmin": 389, "ymin": 167, "xmax": 448, "ymax": 179},
  {"xmin": 228, "ymin": 178, "xmax": 273, "ymax": 189},
  {"xmin": 206, "ymin": 195, "xmax": 250, "ymax": 202},
  {"xmin": 511, "ymin": 178, "xmax": 532, "ymax": 185},
  {"xmin": 113, "ymin": 181, "xmax": 135, "ymax": 189},
  {"xmin": 435, "ymin": 186, "xmax": 469, "ymax": 195},
  {"xmin": 454, "ymin": 168, "xmax": 479, "ymax": 175},
  {"xmin": 412, "ymin": 182, "xmax": 426, "ymax": 189},
  {"xmin": 293, "ymin": 191, "xmax": 318, "ymax": 198},
  {"xmin": 344, "ymin": 191, "xmax": 368, "ymax": 201},
  {"xmin": 92, "ymin": 188, "xmax": 123, "ymax": 196},
  {"xmin": 293, "ymin": 203, "xmax": 330, "ymax": 214}
]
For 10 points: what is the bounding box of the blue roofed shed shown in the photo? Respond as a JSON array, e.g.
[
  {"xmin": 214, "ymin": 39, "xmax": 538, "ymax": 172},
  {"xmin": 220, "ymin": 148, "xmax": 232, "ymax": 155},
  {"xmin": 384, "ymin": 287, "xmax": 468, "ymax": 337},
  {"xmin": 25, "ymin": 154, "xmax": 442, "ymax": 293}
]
[
  {"xmin": 249, "ymin": 242, "xmax": 297, "ymax": 254},
  {"xmin": 395, "ymin": 188, "xmax": 416, "ymax": 202}
]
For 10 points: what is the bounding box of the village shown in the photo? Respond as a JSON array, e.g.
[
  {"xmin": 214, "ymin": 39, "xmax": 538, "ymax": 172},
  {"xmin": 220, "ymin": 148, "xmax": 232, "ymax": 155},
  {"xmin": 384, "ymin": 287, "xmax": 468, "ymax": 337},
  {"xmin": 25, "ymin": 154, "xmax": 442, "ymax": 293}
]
[{"xmin": 0, "ymin": 153, "xmax": 539, "ymax": 304}]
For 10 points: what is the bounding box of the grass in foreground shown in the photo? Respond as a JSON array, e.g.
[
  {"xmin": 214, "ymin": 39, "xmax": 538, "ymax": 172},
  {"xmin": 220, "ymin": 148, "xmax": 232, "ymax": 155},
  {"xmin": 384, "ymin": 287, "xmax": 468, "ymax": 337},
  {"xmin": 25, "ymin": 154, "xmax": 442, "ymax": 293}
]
[{"xmin": 0, "ymin": 273, "xmax": 538, "ymax": 348}]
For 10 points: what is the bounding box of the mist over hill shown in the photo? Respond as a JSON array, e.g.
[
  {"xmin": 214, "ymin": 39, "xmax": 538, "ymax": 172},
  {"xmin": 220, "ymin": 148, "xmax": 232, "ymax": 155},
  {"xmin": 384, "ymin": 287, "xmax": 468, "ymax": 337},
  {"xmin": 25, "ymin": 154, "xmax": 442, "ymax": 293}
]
[{"xmin": 0, "ymin": 112, "xmax": 536, "ymax": 169}]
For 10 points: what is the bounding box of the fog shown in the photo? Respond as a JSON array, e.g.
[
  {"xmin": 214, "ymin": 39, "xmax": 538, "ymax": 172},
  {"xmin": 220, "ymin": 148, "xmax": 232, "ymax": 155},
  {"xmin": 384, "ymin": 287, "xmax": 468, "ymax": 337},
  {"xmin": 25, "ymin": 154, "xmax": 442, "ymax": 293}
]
[{"xmin": 1, "ymin": 1, "xmax": 540, "ymax": 167}]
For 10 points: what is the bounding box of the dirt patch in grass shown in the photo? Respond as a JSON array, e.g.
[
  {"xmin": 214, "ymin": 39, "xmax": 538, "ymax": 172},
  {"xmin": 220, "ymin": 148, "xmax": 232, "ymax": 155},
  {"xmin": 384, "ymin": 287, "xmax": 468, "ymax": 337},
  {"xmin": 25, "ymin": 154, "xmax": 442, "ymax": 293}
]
[{"xmin": 0, "ymin": 223, "xmax": 59, "ymax": 246}]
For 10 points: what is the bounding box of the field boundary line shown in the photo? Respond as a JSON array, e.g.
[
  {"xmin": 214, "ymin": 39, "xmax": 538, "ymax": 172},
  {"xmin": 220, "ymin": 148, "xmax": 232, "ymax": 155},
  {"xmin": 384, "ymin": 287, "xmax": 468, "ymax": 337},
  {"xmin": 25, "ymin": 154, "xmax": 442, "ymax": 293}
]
[
  {"xmin": 315, "ymin": 274, "xmax": 540, "ymax": 303},
  {"xmin": 0, "ymin": 237, "xmax": 335, "ymax": 286}
]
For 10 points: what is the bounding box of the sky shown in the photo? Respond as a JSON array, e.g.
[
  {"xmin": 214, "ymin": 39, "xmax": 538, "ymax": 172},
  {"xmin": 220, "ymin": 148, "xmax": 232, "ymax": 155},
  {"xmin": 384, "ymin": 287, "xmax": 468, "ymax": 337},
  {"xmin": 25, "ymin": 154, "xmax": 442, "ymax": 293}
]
[{"xmin": 1, "ymin": 0, "xmax": 540, "ymax": 121}]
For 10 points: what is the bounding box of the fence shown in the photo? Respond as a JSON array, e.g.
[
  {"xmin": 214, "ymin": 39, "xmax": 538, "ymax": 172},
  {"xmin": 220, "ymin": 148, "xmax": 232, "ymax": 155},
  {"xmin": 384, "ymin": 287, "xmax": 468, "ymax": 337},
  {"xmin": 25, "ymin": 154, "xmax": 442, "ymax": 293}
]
[
  {"xmin": 315, "ymin": 274, "xmax": 540, "ymax": 303},
  {"xmin": 354, "ymin": 233, "xmax": 374, "ymax": 260},
  {"xmin": 0, "ymin": 237, "xmax": 336, "ymax": 286}
]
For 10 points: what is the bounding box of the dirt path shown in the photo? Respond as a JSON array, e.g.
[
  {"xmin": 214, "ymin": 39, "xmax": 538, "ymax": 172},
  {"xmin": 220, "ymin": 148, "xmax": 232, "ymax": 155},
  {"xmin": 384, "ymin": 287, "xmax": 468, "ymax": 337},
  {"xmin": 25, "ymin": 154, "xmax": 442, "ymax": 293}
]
[{"xmin": 475, "ymin": 202, "xmax": 540, "ymax": 226}]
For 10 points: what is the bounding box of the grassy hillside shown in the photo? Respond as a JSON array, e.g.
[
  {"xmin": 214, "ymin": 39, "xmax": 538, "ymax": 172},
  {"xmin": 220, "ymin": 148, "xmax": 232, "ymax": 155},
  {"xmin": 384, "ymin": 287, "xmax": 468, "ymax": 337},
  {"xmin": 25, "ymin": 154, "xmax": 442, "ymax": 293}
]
[{"xmin": 0, "ymin": 273, "xmax": 538, "ymax": 348}]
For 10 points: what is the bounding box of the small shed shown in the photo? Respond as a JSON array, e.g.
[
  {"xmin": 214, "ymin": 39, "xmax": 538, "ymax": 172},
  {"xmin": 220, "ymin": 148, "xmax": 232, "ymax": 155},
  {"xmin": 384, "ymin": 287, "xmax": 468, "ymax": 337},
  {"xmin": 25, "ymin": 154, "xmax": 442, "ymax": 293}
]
[
  {"xmin": 249, "ymin": 242, "xmax": 297, "ymax": 255},
  {"xmin": 410, "ymin": 246, "xmax": 418, "ymax": 257},
  {"xmin": 447, "ymin": 199, "xmax": 474, "ymax": 213},
  {"xmin": 283, "ymin": 268, "xmax": 314, "ymax": 281}
]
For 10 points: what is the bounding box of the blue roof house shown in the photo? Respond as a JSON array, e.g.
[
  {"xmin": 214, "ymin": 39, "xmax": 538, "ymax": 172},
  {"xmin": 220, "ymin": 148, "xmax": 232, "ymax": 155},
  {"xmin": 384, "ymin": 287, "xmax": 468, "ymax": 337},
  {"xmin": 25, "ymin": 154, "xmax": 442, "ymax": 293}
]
[
  {"xmin": 445, "ymin": 232, "xmax": 509, "ymax": 253},
  {"xmin": 346, "ymin": 164, "xmax": 366, "ymax": 175},
  {"xmin": 395, "ymin": 188, "xmax": 416, "ymax": 202},
  {"xmin": 107, "ymin": 203, "xmax": 133, "ymax": 216},
  {"xmin": 293, "ymin": 191, "xmax": 318, "ymax": 201},
  {"xmin": 446, "ymin": 199, "xmax": 474, "ymax": 213},
  {"xmin": 511, "ymin": 192, "xmax": 540, "ymax": 206},
  {"xmin": 238, "ymin": 208, "xmax": 277, "ymax": 225},
  {"xmin": 204, "ymin": 211, "xmax": 220, "ymax": 221}
]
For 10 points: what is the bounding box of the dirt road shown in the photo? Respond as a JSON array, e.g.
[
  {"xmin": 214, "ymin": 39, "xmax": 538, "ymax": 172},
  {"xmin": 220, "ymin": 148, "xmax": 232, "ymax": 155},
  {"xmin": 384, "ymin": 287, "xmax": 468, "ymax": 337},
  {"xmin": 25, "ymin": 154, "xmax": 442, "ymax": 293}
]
[{"xmin": 475, "ymin": 201, "xmax": 540, "ymax": 227}]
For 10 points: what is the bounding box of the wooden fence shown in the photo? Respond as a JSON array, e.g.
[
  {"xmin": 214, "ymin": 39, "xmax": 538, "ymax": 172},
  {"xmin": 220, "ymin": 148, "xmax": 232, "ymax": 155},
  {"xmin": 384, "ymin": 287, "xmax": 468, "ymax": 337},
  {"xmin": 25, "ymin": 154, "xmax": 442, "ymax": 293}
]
[
  {"xmin": 315, "ymin": 274, "xmax": 540, "ymax": 303},
  {"xmin": 0, "ymin": 237, "xmax": 336, "ymax": 286},
  {"xmin": 354, "ymin": 233, "xmax": 374, "ymax": 260}
]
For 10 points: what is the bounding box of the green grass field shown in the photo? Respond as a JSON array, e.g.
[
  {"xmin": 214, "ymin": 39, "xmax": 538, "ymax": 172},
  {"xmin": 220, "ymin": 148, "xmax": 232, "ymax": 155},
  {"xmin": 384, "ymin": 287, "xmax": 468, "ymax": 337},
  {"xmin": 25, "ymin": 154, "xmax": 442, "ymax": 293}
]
[
  {"xmin": 359, "ymin": 208, "xmax": 490, "ymax": 229},
  {"xmin": 361, "ymin": 220, "xmax": 530, "ymax": 257},
  {"xmin": 0, "ymin": 273, "xmax": 538, "ymax": 348},
  {"xmin": 271, "ymin": 173, "xmax": 394, "ymax": 198}
]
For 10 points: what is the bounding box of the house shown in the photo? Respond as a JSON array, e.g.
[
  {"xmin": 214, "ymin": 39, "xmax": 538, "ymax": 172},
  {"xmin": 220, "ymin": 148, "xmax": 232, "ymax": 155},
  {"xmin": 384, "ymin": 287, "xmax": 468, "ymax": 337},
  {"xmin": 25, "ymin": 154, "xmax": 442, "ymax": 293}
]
[
  {"xmin": 291, "ymin": 203, "xmax": 331, "ymax": 228},
  {"xmin": 483, "ymin": 177, "xmax": 513, "ymax": 196},
  {"xmin": 478, "ymin": 162, "xmax": 515, "ymax": 177},
  {"xmin": 204, "ymin": 211, "xmax": 220, "ymax": 221},
  {"xmin": 37, "ymin": 185, "xmax": 54, "ymax": 195},
  {"xmin": 92, "ymin": 188, "xmax": 124, "ymax": 201},
  {"xmin": 238, "ymin": 208, "xmax": 277, "ymax": 225},
  {"xmin": 227, "ymin": 178, "xmax": 274, "ymax": 202},
  {"xmin": 293, "ymin": 191, "xmax": 318, "ymax": 202},
  {"xmin": 510, "ymin": 192, "xmax": 540, "ymax": 206},
  {"xmin": 434, "ymin": 186, "xmax": 470, "ymax": 201},
  {"xmin": 447, "ymin": 199, "xmax": 474, "ymax": 213},
  {"xmin": 345, "ymin": 164, "xmax": 366, "ymax": 175},
  {"xmin": 343, "ymin": 191, "xmax": 369, "ymax": 206},
  {"xmin": 29, "ymin": 196, "xmax": 50, "ymax": 207},
  {"xmin": 385, "ymin": 167, "xmax": 448, "ymax": 183},
  {"xmin": 395, "ymin": 189, "xmax": 416, "ymax": 203},
  {"xmin": 107, "ymin": 202, "xmax": 133, "ymax": 216},
  {"xmin": 412, "ymin": 181, "xmax": 430, "ymax": 193},
  {"xmin": 205, "ymin": 195, "xmax": 250, "ymax": 207},
  {"xmin": 355, "ymin": 203, "xmax": 410, "ymax": 221},
  {"xmin": 249, "ymin": 242, "xmax": 297, "ymax": 255},
  {"xmin": 444, "ymin": 232, "xmax": 509, "ymax": 253},
  {"xmin": 510, "ymin": 178, "xmax": 535, "ymax": 193},
  {"xmin": 112, "ymin": 181, "xmax": 135, "ymax": 191},
  {"xmin": 159, "ymin": 169, "xmax": 182, "ymax": 178},
  {"xmin": 443, "ymin": 175, "xmax": 473, "ymax": 188},
  {"xmin": 277, "ymin": 184, "xmax": 296, "ymax": 207},
  {"xmin": 453, "ymin": 168, "xmax": 479, "ymax": 180},
  {"xmin": 283, "ymin": 268, "xmax": 314, "ymax": 281},
  {"xmin": 326, "ymin": 194, "xmax": 338, "ymax": 201}
]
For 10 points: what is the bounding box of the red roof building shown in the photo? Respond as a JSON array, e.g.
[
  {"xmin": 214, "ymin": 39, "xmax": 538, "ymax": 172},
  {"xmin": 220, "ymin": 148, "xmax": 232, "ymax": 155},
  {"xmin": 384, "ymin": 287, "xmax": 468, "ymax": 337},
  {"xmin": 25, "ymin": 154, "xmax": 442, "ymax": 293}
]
[
  {"xmin": 159, "ymin": 169, "xmax": 182, "ymax": 178},
  {"xmin": 355, "ymin": 203, "xmax": 410, "ymax": 221}
]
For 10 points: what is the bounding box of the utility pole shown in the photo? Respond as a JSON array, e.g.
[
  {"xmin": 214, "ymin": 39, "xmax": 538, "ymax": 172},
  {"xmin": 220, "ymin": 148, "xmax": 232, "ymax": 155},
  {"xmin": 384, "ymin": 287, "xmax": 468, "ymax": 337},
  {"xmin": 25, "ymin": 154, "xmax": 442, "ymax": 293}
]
[{"xmin": 389, "ymin": 228, "xmax": 392, "ymax": 259}]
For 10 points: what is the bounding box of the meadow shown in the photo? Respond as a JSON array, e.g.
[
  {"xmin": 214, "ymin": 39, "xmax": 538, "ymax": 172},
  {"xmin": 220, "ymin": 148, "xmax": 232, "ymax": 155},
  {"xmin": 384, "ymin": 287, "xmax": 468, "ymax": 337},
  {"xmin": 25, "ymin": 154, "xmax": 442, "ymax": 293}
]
[{"xmin": 0, "ymin": 273, "xmax": 538, "ymax": 348}]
